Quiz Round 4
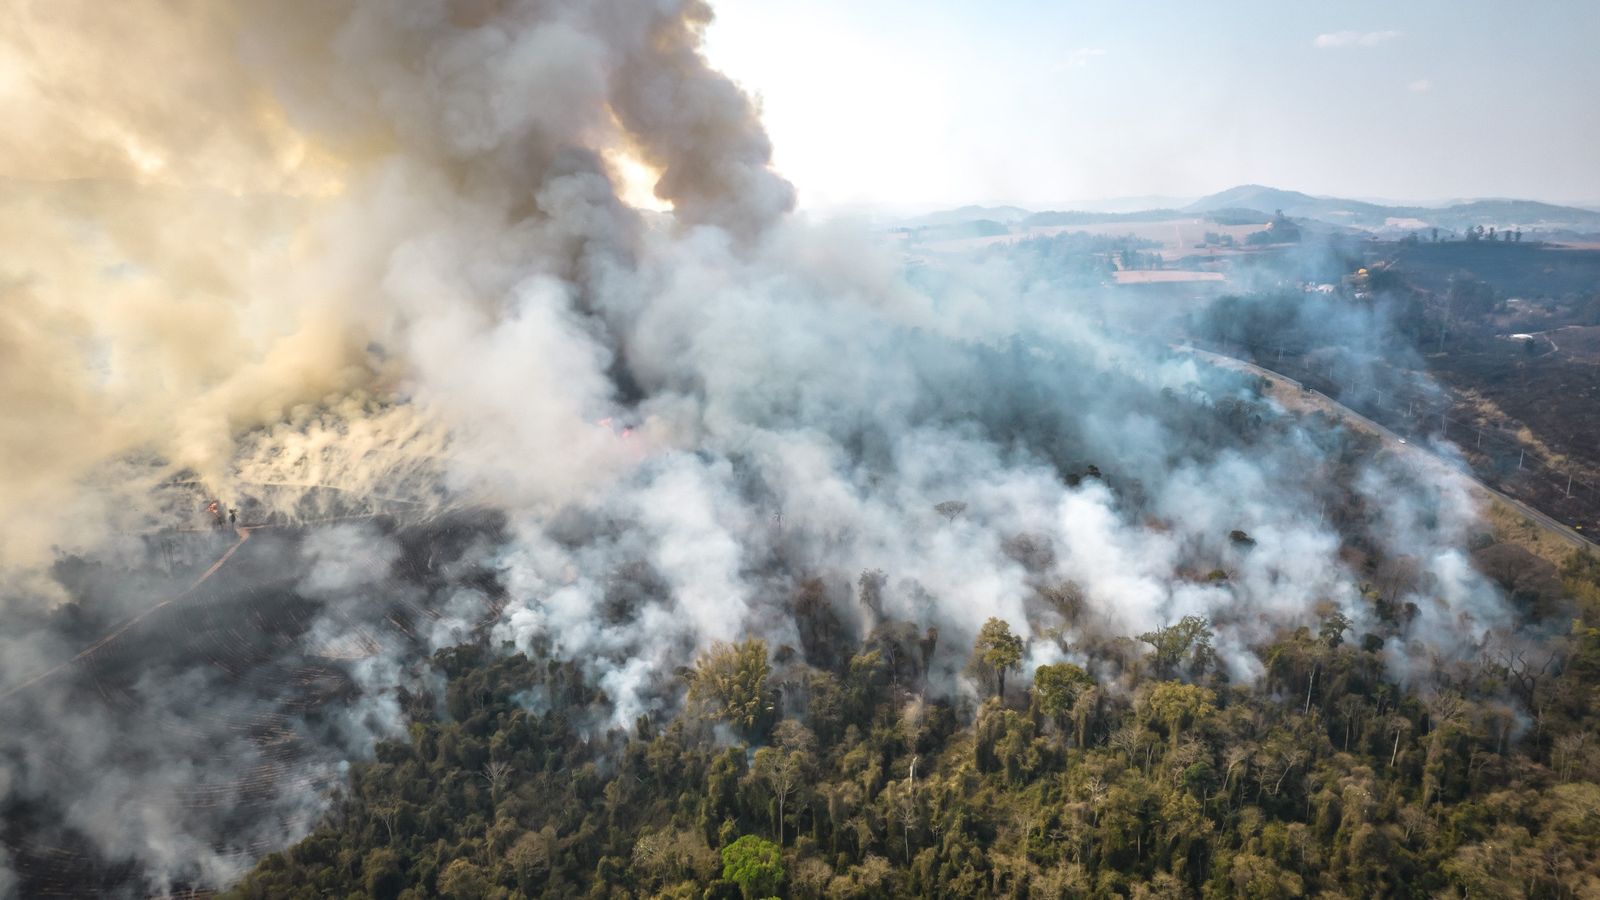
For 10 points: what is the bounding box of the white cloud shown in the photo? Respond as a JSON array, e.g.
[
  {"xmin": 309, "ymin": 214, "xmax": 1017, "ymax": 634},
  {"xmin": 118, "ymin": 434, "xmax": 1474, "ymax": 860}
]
[
  {"xmin": 1314, "ymin": 30, "xmax": 1402, "ymax": 49},
  {"xmin": 1408, "ymin": 78, "xmax": 1433, "ymax": 93}
]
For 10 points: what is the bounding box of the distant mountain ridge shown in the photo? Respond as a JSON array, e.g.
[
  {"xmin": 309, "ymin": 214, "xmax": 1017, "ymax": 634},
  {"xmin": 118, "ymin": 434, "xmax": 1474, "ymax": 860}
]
[
  {"xmin": 898, "ymin": 185, "xmax": 1600, "ymax": 237},
  {"xmin": 1181, "ymin": 184, "xmax": 1600, "ymax": 232},
  {"xmin": 897, "ymin": 205, "xmax": 1032, "ymax": 228}
]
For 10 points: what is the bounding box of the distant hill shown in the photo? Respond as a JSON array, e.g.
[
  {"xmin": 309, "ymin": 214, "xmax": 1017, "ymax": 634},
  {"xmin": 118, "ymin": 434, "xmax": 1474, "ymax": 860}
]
[
  {"xmin": 1020, "ymin": 209, "xmax": 1182, "ymax": 227},
  {"xmin": 898, "ymin": 205, "xmax": 1032, "ymax": 228},
  {"xmin": 1200, "ymin": 207, "xmax": 1273, "ymax": 226},
  {"xmin": 895, "ymin": 187, "xmax": 1600, "ymax": 240},
  {"xmin": 1434, "ymin": 198, "xmax": 1600, "ymax": 231},
  {"xmin": 1049, "ymin": 194, "xmax": 1196, "ymax": 214},
  {"xmin": 1184, "ymin": 185, "xmax": 1390, "ymax": 224},
  {"xmin": 1183, "ymin": 184, "xmax": 1600, "ymax": 234},
  {"xmin": 894, "ymin": 219, "xmax": 1013, "ymax": 242}
]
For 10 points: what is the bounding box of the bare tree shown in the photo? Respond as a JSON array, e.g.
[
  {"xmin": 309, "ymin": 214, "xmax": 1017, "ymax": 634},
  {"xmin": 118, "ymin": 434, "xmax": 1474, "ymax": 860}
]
[
  {"xmin": 1110, "ymin": 724, "xmax": 1144, "ymax": 768},
  {"xmin": 1219, "ymin": 745, "xmax": 1253, "ymax": 808},
  {"xmin": 890, "ymin": 778, "xmax": 919, "ymax": 863},
  {"xmin": 482, "ymin": 760, "xmax": 512, "ymax": 805},
  {"xmin": 1553, "ymin": 732, "xmax": 1591, "ymax": 783},
  {"xmin": 1388, "ymin": 715, "xmax": 1413, "ymax": 768},
  {"xmin": 1423, "ymin": 693, "xmax": 1466, "ymax": 804},
  {"xmin": 1398, "ymin": 804, "xmax": 1435, "ymax": 844},
  {"xmin": 1374, "ymin": 554, "xmax": 1421, "ymax": 605},
  {"xmin": 374, "ymin": 804, "xmax": 400, "ymax": 845},
  {"xmin": 754, "ymin": 746, "xmax": 809, "ymax": 845},
  {"xmin": 632, "ymin": 830, "xmax": 673, "ymax": 883},
  {"xmin": 1336, "ymin": 695, "xmax": 1367, "ymax": 752},
  {"xmin": 1084, "ymin": 776, "xmax": 1108, "ymax": 827},
  {"xmin": 1487, "ymin": 634, "xmax": 1567, "ymax": 706},
  {"xmin": 934, "ymin": 500, "xmax": 967, "ymax": 523},
  {"xmin": 1253, "ymin": 744, "xmax": 1308, "ymax": 798}
]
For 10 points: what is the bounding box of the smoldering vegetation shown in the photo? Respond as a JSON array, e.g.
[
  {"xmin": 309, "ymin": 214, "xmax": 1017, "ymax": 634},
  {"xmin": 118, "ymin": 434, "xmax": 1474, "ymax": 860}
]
[
  {"xmin": 0, "ymin": 511, "xmax": 507, "ymax": 895},
  {"xmin": 0, "ymin": 0, "xmax": 1562, "ymax": 895}
]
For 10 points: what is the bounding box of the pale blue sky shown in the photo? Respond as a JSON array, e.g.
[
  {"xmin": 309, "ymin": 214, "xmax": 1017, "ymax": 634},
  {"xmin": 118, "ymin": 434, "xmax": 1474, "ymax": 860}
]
[{"xmin": 702, "ymin": 1, "xmax": 1600, "ymax": 210}]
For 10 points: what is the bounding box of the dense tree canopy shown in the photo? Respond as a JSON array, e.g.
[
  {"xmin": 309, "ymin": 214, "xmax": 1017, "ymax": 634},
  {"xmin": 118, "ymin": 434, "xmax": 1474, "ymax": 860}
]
[
  {"xmin": 721, "ymin": 835, "xmax": 783, "ymax": 899},
  {"xmin": 688, "ymin": 639, "xmax": 777, "ymax": 740},
  {"xmin": 227, "ymin": 544, "xmax": 1600, "ymax": 899}
]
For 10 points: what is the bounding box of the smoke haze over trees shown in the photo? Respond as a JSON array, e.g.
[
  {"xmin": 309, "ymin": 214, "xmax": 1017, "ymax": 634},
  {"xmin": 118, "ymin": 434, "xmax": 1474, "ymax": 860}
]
[{"xmin": 0, "ymin": 1, "xmax": 1595, "ymax": 897}]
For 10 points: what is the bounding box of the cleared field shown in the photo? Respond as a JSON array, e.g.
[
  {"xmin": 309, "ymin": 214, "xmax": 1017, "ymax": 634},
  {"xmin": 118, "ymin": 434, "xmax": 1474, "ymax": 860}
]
[
  {"xmin": 1113, "ymin": 270, "xmax": 1225, "ymax": 284},
  {"xmin": 917, "ymin": 218, "xmax": 1270, "ymax": 255}
]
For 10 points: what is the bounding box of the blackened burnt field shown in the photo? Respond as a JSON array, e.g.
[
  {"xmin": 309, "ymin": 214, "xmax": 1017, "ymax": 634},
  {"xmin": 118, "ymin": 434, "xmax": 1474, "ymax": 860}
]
[{"xmin": 0, "ymin": 511, "xmax": 505, "ymax": 897}]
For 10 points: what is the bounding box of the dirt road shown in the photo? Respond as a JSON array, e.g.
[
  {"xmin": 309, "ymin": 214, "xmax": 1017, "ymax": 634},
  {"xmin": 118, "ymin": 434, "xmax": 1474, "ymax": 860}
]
[{"xmin": 1183, "ymin": 345, "xmax": 1598, "ymax": 554}]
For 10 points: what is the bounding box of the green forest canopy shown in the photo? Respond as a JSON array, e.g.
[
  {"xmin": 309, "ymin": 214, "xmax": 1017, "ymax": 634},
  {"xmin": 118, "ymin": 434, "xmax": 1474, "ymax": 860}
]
[{"xmin": 228, "ymin": 549, "xmax": 1600, "ymax": 900}]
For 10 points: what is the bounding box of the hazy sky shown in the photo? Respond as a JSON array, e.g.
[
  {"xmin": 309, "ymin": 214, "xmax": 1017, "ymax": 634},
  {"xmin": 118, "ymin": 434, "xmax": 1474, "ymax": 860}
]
[{"xmin": 702, "ymin": 0, "xmax": 1600, "ymax": 211}]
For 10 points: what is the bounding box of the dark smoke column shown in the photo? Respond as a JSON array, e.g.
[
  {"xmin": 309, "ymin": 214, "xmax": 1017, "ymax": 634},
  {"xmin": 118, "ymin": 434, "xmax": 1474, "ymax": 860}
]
[{"xmin": 610, "ymin": 0, "xmax": 796, "ymax": 236}]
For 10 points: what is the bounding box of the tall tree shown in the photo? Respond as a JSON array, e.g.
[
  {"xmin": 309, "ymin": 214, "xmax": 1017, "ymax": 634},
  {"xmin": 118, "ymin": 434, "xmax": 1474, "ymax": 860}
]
[
  {"xmin": 688, "ymin": 639, "xmax": 775, "ymax": 739},
  {"xmin": 721, "ymin": 835, "xmax": 784, "ymax": 899},
  {"xmin": 1139, "ymin": 616, "xmax": 1215, "ymax": 679},
  {"xmin": 752, "ymin": 744, "xmax": 811, "ymax": 845},
  {"xmin": 1033, "ymin": 662, "xmax": 1094, "ymax": 744},
  {"xmin": 969, "ymin": 618, "xmax": 1025, "ymax": 699},
  {"xmin": 1144, "ymin": 681, "xmax": 1217, "ymax": 749}
]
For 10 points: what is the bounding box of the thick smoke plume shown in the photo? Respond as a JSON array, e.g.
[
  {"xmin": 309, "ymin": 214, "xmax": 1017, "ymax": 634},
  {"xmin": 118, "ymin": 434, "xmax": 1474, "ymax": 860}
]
[{"xmin": 0, "ymin": 1, "xmax": 1516, "ymax": 894}]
